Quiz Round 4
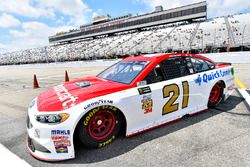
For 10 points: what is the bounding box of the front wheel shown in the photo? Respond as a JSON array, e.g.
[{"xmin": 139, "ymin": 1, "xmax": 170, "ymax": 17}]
[
  {"xmin": 78, "ymin": 106, "xmax": 122, "ymax": 148},
  {"xmin": 208, "ymin": 82, "xmax": 224, "ymax": 107}
]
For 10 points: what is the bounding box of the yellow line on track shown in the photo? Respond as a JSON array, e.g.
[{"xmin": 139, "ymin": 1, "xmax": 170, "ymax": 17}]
[{"xmin": 235, "ymin": 76, "xmax": 247, "ymax": 90}]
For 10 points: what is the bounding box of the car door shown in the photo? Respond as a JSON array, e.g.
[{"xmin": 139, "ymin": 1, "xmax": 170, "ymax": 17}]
[{"xmin": 142, "ymin": 56, "xmax": 205, "ymax": 125}]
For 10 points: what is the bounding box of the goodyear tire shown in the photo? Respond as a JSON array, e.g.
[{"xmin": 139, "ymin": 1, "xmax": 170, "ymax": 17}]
[
  {"xmin": 78, "ymin": 105, "xmax": 122, "ymax": 148},
  {"xmin": 208, "ymin": 82, "xmax": 224, "ymax": 107}
]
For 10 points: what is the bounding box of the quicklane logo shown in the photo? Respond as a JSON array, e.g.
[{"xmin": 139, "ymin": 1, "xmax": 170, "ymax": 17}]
[{"xmin": 194, "ymin": 69, "xmax": 231, "ymax": 85}]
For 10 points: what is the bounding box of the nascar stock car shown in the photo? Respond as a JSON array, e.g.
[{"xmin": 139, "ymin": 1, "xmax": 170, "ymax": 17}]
[{"xmin": 26, "ymin": 53, "xmax": 235, "ymax": 161}]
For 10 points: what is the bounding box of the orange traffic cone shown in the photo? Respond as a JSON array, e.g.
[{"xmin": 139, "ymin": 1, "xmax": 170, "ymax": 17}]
[
  {"xmin": 65, "ymin": 70, "xmax": 69, "ymax": 82},
  {"xmin": 33, "ymin": 74, "xmax": 39, "ymax": 89}
]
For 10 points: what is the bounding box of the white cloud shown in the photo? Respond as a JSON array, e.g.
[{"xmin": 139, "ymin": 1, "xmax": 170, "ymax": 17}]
[
  {"xmin": 0, "ymin": 0, "xmax": 54, "ymax": 18},
  {"xmin": 91, "ymin": 9, "xmax": 104, "ymax": 20},
  {"xmin": 0, "ymin": 0, "xmax": 94, "ymax": 52},
  {"xmin": 0, "ymin": 13, "xmax": 21, "ymax": 28},
  {"xmin": 6, "ymin": 21, "xmax": 74, "ymax": 51},
  {"xmin": 0, "ymin": 43, "xmax": 7, "ymax": 49},
  {"xmin": 0, "ymin": 0, "xmax": 90, "ymax": 25},
  {"xmin": 138, "ymin": 0, "xmax": 250, "ymax": 17},
  {"xmin": 36, "ymin": 0, "xmax": 91, "ymax": 25}
]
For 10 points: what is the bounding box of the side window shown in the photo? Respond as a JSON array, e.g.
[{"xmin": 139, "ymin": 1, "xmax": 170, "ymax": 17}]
[
  {"xmin": 143, "ymin": 65, "xmax": 164, "ymax": 84},
  {"xmin": 160, "ymin": 57, "xmax": 189, "ymax": 80},
  {"xmin": 143, "ymin": 57, "xmax": 190, "ymax": 84},
  {"xmin": 191, "ymin": 58, "xmax": 210, "ymax": 73},
  {"xmin": 206, "ymin": 60, "xmax": 215, "ymax": 69}
]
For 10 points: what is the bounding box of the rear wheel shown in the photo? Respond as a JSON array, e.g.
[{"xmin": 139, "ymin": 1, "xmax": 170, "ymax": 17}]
[
  {"xmin": 78, "ymin": 106, "xmax": 122, "ymax": 148},
  {"xmin": 208, "ymin": 82, "xmax": 224, "ymax": 107}
]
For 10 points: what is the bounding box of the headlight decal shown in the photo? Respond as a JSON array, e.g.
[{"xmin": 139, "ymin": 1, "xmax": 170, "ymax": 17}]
[{"xmin": 35, "ymin": 113, "xmax": 69, "ymax": 124}]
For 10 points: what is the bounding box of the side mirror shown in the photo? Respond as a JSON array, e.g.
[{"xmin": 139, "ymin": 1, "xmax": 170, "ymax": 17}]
[{"xmin": 137, "ymin": 80, "xmax": 147, "ymax": 87}]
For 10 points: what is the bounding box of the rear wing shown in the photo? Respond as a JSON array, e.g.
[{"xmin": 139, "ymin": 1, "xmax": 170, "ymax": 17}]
[{"xmin": 216, "ymin": 62, "xmax": 232, "ymax": 68}]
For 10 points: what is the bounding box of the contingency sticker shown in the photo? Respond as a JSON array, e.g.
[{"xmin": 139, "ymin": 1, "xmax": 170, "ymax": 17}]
[
  {"xmin": 52, "ymin": 136, "xmax": 71, "ymax": 147},
  {"xmin": 141, "ymin": 95, "xmax": 153, "ymax": 114},
  {"xmin": 51, "ymin": 130, "xmax": 71, "ymax": 151},
  {"xmin": 138, "ymin": 86, "xmax": 151, "ymax": 95},
  {"xmin": 55, "ymin": 146, "xmax": 68, "ymax": 153}
]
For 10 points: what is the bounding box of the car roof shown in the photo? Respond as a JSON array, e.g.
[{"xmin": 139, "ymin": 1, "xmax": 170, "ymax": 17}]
[{"xmin": 122, "ymin": 53, "xmax": 214, "ymax": 63}]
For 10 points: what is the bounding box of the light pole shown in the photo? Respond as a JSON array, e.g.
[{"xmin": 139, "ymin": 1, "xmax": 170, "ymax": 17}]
[
  {"xmin": 241, "ymin": 24, "xmax": 247, "ymax": 51},
  {"xmin": 201, "ymin": 30, "xmax": 204, "ymax": 52},
  {"xmin": 213, "ymin": 29, "xmax": 217, "ymax": 48},
  {"xmin": 44, "ymin": 46, "xmax": 49, "ymax": 63}
]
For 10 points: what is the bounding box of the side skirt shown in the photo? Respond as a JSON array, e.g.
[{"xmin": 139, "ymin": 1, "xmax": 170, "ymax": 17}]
[{"xmin": 126, "ymin": 109, "xmax": 208, "ymax": 138}]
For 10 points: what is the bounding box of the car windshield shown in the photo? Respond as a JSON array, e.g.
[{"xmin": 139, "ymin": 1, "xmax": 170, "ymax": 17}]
[{"xmin": 97, "ymin": 61, "xmax": 148, "ymax": 84}]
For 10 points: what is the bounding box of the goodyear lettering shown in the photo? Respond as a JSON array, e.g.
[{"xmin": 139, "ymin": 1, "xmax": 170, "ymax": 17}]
[
  {"xmin": 195, "ymin": 69, "xmax": 231, "ymax": 85},
  {"xmin": 83, "ymin": 106, "xmax": 117, "ymax": 126},
  {"xmin": 99, "ymin": 136, "xmax": 115, "ymax": 148},
  {"xmin": 84, "ymin": 100, "xmax": 113, "ymax": 110}
]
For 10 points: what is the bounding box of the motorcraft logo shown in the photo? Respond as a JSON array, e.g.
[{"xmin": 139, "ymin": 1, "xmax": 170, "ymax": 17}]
[
  {"xmin": 54, "ymin": 84, "xmax": 78, "ymax": 109},
  {"xmin": 194, "ymin": 69, "xmax": 231, "ymax": 85}
]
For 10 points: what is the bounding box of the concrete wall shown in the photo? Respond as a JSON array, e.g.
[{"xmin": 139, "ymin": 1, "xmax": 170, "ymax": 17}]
[{"xmin": 201, "ymin": 51, "xmax": 250, "ymax": 64}]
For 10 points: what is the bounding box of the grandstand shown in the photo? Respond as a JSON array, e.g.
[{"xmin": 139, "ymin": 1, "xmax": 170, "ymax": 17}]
[
  {"xmin": 0, "ymin": 2, "xmax": 250, "ymax": 65},
  {"xmin": 49, "ymin": 1, "xmax": 207, "ymax": 43}
]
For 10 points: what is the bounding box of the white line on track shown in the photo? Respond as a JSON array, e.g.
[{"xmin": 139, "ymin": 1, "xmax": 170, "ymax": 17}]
[
  {"xmin": 237, "ymin": 88, "xmax": 250, "ymax": 110},
  {"xmin": 0, "ymin": 144, "xmax": 31, "ymax": 167}
]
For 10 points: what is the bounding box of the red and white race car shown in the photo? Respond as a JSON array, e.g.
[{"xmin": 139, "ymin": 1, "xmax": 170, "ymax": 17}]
[{"xmin": 26, "ymin": 53, "xmax": 235, "ymax": 161}]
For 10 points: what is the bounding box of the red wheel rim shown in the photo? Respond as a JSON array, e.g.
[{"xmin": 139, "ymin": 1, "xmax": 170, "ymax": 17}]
[
  {"xmin": 209, "ymin": 84, "xmax": 221, "ymax": 103},
  {"xmin": 87, "ymin": 110, "xmax": 116, "ymax": 140}
]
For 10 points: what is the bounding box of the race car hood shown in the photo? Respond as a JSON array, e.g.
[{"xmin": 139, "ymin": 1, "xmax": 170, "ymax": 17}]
[{"xmin": 37, "ymin": 76, "xmax": 131, "ymax": 112}]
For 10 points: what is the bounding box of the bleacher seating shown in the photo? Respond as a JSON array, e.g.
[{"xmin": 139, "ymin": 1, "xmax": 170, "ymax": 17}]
[{"xmin": 0, "ymin": 13, "xmax": 250, "ymax": 65}]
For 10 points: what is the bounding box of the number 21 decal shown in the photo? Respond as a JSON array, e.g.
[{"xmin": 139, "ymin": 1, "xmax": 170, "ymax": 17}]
[{"xmin": 162, "ymin": 81, "xmax": 189, "ymax": 115}]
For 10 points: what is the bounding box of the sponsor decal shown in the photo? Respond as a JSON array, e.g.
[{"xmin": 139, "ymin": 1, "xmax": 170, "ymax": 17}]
[
  {"xmin": 141, "ymin": 95, "xmax": 153, "ymax": 114},
  {"xmin": 54, "ymin": 84, "xmax": 78, "ymax": 109},
  {"xmin": 194, "ymin": 69, "xmax": 231, "ymax": 85},
  {"xmin": 138, "ymin": 86, "xmax": 151, "ymax": 95},
  {"xmin": 52, "ymin": 136, "xmax": 71, "ymax": 147},
  {"xmin": 231, "ymin": 68, "xmax": 234, "ymax": 75},
  {"xmin": 84, "ymin": 106, "xmax": 117, "ymax": 126},
  {"xmin": 84, "ymin": 100, "xmax": 113, "ymax": 110},
  {"xmin": 51, "ymin": 130, "xmax": 70, "ymax": 136},
  {"xmin": 55, "ymin": 146, "xmax": 68, "ymax": 153},
  {"xmin": 52, "ymin": 131, "xmax": 71, "ymax": 150},
  {"xmin": 52, "ymin": 136, "xmax": 69, "ymax": 141},
  {"xmin": 54, "ymin": 140, "xmax": 71, "ymax": 147}
]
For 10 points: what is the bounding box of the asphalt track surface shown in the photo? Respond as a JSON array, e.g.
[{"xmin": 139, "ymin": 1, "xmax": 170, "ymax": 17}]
[{"xmin": 0, "ymin": 62, "xmax": 249, "ymax": 167}]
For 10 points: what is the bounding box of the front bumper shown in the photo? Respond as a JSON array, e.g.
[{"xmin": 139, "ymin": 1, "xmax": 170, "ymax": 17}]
[
  {"xmin": 26, "ymin": 100, "xmax": 75, "ymax": 161},
  {"xmin": 26, "ymin": 135, "xmax": 74, "ymax": 161}
]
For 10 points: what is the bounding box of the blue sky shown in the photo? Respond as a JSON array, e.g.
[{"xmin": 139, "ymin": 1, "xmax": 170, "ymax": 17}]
[{"xmin": 0, "ymin": 0, "xmax": 249, "ymax": 53}]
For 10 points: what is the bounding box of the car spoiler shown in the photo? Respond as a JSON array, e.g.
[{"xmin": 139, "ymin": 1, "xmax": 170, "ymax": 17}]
[{"xmin": 216, "ymin": 62, "xmax": 232, "ymax": 68}]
